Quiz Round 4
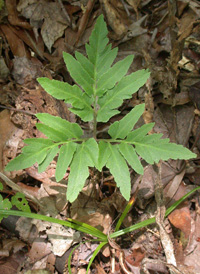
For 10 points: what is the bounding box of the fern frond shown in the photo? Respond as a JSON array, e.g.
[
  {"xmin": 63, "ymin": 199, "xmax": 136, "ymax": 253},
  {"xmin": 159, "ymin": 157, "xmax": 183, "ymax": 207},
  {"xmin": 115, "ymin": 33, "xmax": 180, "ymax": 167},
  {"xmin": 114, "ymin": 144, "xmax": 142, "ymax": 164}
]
[
  {"xmin": 108, "ymin": 104, "xmax": 145, "ymax": 139},
  {"xmin": 96, "ymin": 55, "xmax": 134, "ymax": 96},
  {"xmin": 126, "ymin": 123, "xmax": 155, "ymax": 141},
  {"xmin": 118, "ymin": 143, "xmax": 143, "ymax": 175},
  {"xmin": 67, "ymin": 139, "xmax": 98, "ymax": 202},
  {"xmin": 38, "ymin": 146, "xmax": 59, "ymax": 173},
  {"xmin": 55, "ymin": 143, "xmax": 77, "ymax": 182},
  {"xmin": 37, "ymin": 79, "xmax": 93, "ymax": 122},
  {"xmin": 134, "ymin": 135, "xmax": 196, "ymax": 164},
  {"xmin": 97, "ymin": 70, "xmax": 150, "ymax": 122},
  {"xmin": 5, "ymin": 147, "xmax": 51, "ymax": 171},
  {"xmin": 5, "ymin": 15, "xmax": 196, "ymax": 204},
  {"xmin": 106, "ymin": 144, "xmax": 131, "ymax": 200},
  {"xmin": 36, "ymin": 113, "xmax": 83, "ymax": 138}
]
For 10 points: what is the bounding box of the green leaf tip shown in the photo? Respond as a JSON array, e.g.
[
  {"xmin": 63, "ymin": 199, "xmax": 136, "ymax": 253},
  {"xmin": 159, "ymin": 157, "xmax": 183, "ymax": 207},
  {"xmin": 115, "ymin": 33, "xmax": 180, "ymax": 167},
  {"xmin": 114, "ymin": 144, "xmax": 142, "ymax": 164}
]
[{"xmin": 108, "ymin": 104, "xmax": 145, "ymax": 139}]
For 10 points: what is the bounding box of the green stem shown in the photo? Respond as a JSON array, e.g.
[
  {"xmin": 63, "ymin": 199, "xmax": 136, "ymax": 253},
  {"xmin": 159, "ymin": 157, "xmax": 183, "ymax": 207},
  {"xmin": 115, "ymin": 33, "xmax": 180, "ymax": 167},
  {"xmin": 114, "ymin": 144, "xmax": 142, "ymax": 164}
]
[
  {"xmin": 92, "ymin": 71, "xmax": 98, "ymax": 139},
  {"xmin": 93, "ymin": 107, "xmax": 97, "ymax": 140},
  {"xmin": 92, "ymin": 60, "xmax": 98, "ymax": 139}
]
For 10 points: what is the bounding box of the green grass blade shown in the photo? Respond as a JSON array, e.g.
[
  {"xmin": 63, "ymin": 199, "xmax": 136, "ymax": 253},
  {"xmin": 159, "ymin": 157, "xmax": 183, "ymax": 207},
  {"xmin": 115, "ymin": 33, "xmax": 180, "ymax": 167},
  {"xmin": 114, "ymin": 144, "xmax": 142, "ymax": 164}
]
[
  {"xmin": 115, "ymin": 192, "xmax": 138, "ymax": 232},
  {"xmin": 110, "ymin": 186, "xmax": 200, "ymax": 238},
  {"xmin": 86, "ymin": 242, "xmax": 108, "ymax": 274},
  {"xmin": 66, "ymin": 217, "xmax": 107, "ymax": 241},
  {"xmin": 165, "ymin": 186, "xmax": 200, "ymax": 216},
  {"xmin": 68, "ymin": 242, "xmax": 83, "ymax": 274},
  {"xmin": 111, "ymin": 217, "xmax": 156, "ymax": 238},
  {"xmin": 0, "ymin": 209, "xmax": 107, "ymax": 240}
]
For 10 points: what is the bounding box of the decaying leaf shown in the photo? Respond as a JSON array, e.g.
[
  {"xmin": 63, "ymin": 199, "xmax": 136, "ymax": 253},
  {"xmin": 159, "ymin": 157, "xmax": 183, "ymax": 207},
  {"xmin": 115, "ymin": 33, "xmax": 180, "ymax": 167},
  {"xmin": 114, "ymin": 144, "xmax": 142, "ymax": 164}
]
[{"xmin": 17, "ymin": 0, "xmax": 69, "ymax": 52}]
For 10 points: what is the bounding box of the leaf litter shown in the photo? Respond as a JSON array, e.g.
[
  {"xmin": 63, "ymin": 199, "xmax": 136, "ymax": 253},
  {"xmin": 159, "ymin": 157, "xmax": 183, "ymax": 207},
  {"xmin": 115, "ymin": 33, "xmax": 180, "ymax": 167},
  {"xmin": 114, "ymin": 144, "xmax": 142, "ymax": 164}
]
[{"xmin": 0, "ymin": 0, "xmax": 200, "ymax": 273}]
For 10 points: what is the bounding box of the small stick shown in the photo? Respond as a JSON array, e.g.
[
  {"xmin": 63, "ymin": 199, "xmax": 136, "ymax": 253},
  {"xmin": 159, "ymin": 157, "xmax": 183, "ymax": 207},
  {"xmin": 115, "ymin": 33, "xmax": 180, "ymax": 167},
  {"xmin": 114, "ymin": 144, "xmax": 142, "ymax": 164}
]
[
  {"xmin": 154, "ymin": 162, "xmax": 177, "ymax": 274},
  {"xmin": 0, "ymin": 172, "xmax": 42, "ymax": 207},
  {"xmin": 0, "ymin": 104, "xmax": 36, "ymax": 116}
]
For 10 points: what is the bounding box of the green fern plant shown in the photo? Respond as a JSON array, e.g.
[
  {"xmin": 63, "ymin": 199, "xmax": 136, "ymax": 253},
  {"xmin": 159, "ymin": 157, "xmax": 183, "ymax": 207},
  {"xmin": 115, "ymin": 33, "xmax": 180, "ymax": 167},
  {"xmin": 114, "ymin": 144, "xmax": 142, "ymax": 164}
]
[{"xmin": 5, "ymin": 15, "xmax": 196, "ymax": 202}]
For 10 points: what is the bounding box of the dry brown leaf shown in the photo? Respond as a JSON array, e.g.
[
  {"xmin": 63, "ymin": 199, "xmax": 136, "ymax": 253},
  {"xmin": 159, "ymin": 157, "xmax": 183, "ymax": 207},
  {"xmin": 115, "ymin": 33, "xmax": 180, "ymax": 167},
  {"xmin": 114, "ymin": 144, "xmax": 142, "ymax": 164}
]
[
  {"xmin": 70, "ymin": 194, "xmax": 113, "ymax": 234},
  {"xmin": 17, "ymin": 182, "xmax": 39, "ymax": 197},
  {"xmin": 9, "ymin": 26, "xmax": 45, "ymax": 60},
  {"xmin": 0, "ymin": 252, "xmax": 25, "ymax": 274},
  {"xmin": 6, "ymin": 0, "xmax": 31, "ymax": 29},
  {"xmin": 75, "ymin": 242, "xmax": 99, "ymax": 263},
  {"xmin": 177, "ymin": 0, "xmax": 190, "ymax": 17},
  {"xmin": 133, "ymin": 165, "xmax": 157, "ymax": 209},
  {"xmin": 143, "ymin": 91, "xmax": 154, "ymax": 126},
  {"xmin": 0, "ymin": 25, "xmax": 29, "ymax": 57},
  {"xmin": 12, "ymin": 56, "xmax": 42, "ymax": 84},
  {"xmin": 28, "ymin": 239, "xmax": 55, "ymax": 266},
  {"xmin": 96, "ymin": 264, "xmax": 107, "ymax": 274},
  {"xmin": 164, "ymin": 171, "xmax": 186, "ymax": 206},
  {"xmin": 126, "ymin": 0, "xmax": 141, "ymax": 15},
  {"xmin": 153, "ymin": 104, "xmax": 194, "ymax": 146},
  {"xmin": 125, "ymin": 247, "xmax": 145, "ymax": 267},
  {"xmin": 100, "ymin": 0, "xmax": 128, "ymax": 39},
  {"xmin": 17, "ymin": 0, "xmax": 69, "ymax": 52},
  {"xmin": 2, "ymin": 238, "xmax": 26, "ymax": 254},
  {"xmin": 168, "ymin": 207, "xmax": 192, "ymax": 239},
  {"xmin": 184, "ymin": 242, "xmax": 200, "ymax": 273},
  {"xmin": 3, "ymin": 127, "xmax": 25, "ymax": 179},
  {"xmin": 46, "ymin": 224, "xmax": 80, "ymax": 256},
  {"xmin": 177, "ymin": 9, "xmax": 198, "ymax": 42},
  {"xmin": 0, "ymin": 110, "xmax": 17, "ymax": 171},
  {"xmin": 41, "ymin": 181, "xmax": 68, "ymax": 213},
  {"xmin": 3, "ymin": 82, "xmax": 71, "ymax": 180}
]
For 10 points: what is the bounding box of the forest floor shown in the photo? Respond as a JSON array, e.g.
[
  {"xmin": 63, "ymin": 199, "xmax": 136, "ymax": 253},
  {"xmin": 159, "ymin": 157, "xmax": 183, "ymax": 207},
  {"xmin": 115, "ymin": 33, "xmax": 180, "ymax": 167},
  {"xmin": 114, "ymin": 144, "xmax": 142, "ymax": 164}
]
[{"xmin": 0, "ymin": 0, "xmax": 200, "ymax": 273}]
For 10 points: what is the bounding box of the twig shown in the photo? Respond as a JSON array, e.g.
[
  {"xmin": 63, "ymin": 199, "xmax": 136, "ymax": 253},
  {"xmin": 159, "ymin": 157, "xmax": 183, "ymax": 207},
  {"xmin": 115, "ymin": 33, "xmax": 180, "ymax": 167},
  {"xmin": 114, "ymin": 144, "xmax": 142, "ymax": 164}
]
[
  {"xmin": 110, "ymin": 248, "xmax": 115, "ymax": 273},
  {"xmin": 119, "ymin": 251, "xmax": 132, "ymax": 274},
  {"xmin": 75, "ymin": 0, "xmax": 96, "ymax": 45},
  {"xmin": 0, "ymin": 104, "xmax": 36, "ymax": 116},
  {"xmin": 0, "ymin": 172, "xmax": 42, "ymax": 207},
  {"xmin": 154, "ymin": 162, "xmax": 177, "ymax": 274},
  {"xmin": 120, "ymin": 0, "xmax": 130, "ymax": 16},
  {"xmin": 166, "ymin": 263, "xmax": 187, "ymax": 274}
]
